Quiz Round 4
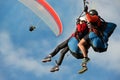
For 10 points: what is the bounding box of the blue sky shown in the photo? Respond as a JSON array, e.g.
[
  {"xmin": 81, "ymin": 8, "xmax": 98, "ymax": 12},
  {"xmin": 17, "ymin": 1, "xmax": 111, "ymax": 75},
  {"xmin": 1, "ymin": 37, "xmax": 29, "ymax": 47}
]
[{"xmin": 0, "ymin": 0, "xmax": 120, "ymax": 80}]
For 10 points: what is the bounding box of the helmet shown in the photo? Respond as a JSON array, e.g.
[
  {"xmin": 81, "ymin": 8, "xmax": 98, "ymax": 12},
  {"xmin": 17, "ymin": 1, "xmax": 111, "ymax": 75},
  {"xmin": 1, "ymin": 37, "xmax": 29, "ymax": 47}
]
[
  {"xmin": 80, "ymin": 16, "xmax": 86, "ymax": 21},
  {"xmin": 89, "ymin": 9, "xmax": 98, "ymax": 16}
]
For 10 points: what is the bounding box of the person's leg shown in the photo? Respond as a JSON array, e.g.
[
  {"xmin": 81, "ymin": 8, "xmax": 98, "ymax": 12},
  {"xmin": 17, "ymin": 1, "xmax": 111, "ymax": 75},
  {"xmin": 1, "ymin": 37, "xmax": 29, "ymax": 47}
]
[
  {"xmin": 50, "ymin": 47, "xmax": 69, "ymax": 72},
  {"xmin": 42, "ymin": 38, "xmax": 69, "ymax": 62},
  {"xmin": 50, "ymin": 39, "xmax": 69, "ymax": 57},
  {"xmin": 57, "ymin": 47, "xmax": 69, "ymax": 66},
  {"xmin": 78, "ymin": 38, "xmax": 90, "ymax": 74},
  {"xmin": 78, "ymin": 38, "xmax": 88, "ymax": 58}
]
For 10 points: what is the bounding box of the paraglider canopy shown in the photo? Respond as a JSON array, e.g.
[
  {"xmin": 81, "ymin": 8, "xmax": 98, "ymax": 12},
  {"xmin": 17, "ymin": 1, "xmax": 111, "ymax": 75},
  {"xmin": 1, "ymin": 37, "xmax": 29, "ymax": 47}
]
[{"xmin": 19, "ymin": 0, "xmax": 63, "ymax": 36}]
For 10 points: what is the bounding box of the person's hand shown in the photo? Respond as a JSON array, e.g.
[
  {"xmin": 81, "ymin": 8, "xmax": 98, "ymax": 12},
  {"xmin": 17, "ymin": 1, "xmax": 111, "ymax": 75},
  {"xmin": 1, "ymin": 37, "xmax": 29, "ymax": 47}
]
[{"xmin": 84, "ymin": 5, "xmax": 88, "ymax": 12}]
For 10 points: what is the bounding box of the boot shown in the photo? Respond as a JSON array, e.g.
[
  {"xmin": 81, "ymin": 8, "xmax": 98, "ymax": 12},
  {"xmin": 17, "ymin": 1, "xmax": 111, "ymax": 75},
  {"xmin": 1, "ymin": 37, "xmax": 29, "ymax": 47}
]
[
  {"xmin": 41, "ymin": 55, "xmax": 52, "ymax": 63},
  {"xmin": 78, "ymin": 66, "xmax": 88, "ymax": 74},
  {"xmin": 82, "ymin": 57, "xmax": 90, "ymax": 64},
  {"xmin": 78, "ymin": 57, "xmax": 90, "ymax": 74},
  {"xmin": 50, "ymin": 65, "xmax": 59, "ymax": 72}
]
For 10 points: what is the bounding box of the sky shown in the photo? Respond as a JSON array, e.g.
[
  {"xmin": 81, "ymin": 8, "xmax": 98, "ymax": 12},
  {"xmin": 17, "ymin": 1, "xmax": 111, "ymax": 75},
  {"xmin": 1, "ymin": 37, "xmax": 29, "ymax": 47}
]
[{"xmin": 0, "ymin": 0, "xmax": 120, "ymax": 80}]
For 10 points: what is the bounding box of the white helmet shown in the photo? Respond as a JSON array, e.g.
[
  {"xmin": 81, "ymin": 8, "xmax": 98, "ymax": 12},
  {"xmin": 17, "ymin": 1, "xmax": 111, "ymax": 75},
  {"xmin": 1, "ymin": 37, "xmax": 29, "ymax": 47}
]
[{"xmin": 80, "ymin": 16, "xmax": 86, "ymax": 21}]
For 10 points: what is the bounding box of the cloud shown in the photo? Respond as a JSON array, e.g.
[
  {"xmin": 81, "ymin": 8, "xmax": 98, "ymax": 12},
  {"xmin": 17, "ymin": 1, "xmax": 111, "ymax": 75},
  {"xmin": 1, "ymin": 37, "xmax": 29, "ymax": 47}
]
[
  {"xmin": 90, "ymin": 39, "xmax": 120, "ymax": 73},
  {"xmin": 0, "ymin": 73, "xmax": 6, "ymax": 80},
  {"xmin": 0, "ymin": 31, "xmax": 74, "ymax": 79},
  {"xmin": 0, "ymin": 31, "xmax": 52, "ymax": 77}
]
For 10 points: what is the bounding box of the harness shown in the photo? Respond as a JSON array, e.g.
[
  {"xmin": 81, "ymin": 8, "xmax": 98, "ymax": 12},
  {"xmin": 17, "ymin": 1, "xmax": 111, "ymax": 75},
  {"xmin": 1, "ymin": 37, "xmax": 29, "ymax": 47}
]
[
  {"xmin": 88, "ymin": 16, "xmax": 108, "ymax": 52},
  {"xmin": 88, "ymin": 16, "xmax": 106, "ymax": 36}
]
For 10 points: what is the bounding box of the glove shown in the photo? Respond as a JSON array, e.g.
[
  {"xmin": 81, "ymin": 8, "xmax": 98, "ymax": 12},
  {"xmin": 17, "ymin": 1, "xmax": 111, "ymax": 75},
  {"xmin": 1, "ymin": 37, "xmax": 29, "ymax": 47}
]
[
  {"xmin": 76, "ymin": 18, "xmax": 80, "ymax": 24},
  {"xmin": 84, "ymin": 5, "xmax": 88, "ymax": 12},
  {"xmin": 29, "ymin": 26, "xmax": 36, "ymax": 31}
]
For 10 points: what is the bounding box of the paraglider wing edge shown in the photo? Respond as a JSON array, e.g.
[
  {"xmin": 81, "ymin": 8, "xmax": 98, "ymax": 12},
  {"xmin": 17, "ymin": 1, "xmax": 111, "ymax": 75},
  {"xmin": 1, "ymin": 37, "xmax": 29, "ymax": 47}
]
[{"xmin": 36, "ymin": 0, "xmax": 63, "ymax": 36}]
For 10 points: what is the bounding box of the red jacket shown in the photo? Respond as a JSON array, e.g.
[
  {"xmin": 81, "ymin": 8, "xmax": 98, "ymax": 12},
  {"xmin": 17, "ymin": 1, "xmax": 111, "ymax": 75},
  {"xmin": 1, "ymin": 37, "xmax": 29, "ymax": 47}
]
[
  {"xmin": 86, "ymin": 12, "xmax": 102, "ymax": 35},
  {"xmin": 76, "ymin": 22, "xmax": 87, "ymax": 33},
  {"xmin": 86, "ymin": 12, "xmax": 101, "ymax": 27},
  {"xmin": 71, "ymin": 22, "xmax": 88, "ymax": 39}
]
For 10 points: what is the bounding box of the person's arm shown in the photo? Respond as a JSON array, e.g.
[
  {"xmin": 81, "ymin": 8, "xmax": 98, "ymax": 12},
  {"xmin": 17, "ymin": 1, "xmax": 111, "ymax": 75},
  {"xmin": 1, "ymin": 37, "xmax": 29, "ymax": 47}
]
[{"xmin": 86, "ymin": 12, "xmax": 99, "ymax": 23}]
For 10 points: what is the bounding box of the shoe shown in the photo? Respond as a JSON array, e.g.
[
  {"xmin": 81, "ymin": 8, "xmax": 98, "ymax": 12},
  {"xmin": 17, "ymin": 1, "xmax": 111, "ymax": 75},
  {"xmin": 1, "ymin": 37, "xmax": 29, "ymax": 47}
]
[
  {"xmin": 82, "ymin": 57, "xmax": 90, "ymax": 64},
  {"xmin": 78, "ymin": 66, "xmax": 88, "ymax": 74},
  {"xmin": 41, "ymin": 55, "xmax": 52, "ymax": 63},
  {"xmin": 50, "ymin": 65, "xmax": 59, "ymax": 72}
]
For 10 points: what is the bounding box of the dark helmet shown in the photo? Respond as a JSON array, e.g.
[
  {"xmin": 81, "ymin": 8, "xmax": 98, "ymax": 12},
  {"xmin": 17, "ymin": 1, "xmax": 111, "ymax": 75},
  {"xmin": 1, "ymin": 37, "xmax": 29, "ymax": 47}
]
[{"xmin": 89, "ymin": 9, "xmax": 98, "ymax": 16}]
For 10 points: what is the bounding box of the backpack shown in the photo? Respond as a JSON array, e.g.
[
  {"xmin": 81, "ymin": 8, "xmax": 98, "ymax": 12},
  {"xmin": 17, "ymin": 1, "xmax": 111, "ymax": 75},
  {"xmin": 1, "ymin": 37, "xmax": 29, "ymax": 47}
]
[
  {"xmin": 68, "ymin": 37, "xmax": 83, "ymax": 59},
  {"xmin": 89, "ymin": 22, "xmax": 116, "ymax": 52}
]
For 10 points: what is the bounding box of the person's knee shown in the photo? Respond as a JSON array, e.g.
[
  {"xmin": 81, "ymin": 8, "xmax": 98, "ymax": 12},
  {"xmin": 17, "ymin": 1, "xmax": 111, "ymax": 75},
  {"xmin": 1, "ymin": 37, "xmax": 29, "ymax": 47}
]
[
  {"xmin": 78, "ymin": 39, "xmax": 86, "ymax": 46},
  {"xmin": 78, "ymin": 42, "xmax": 83, "ymax": 49}
]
